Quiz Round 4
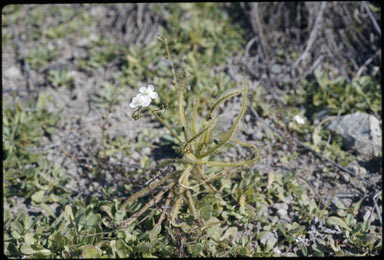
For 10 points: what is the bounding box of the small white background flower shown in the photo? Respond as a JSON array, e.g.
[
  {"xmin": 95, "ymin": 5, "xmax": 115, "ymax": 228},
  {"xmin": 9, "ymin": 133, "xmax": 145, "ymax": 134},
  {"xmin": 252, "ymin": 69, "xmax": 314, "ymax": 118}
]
[
  {"xmin": 294, "ymin": 114, "xmax": 306, "ymax": 125},
  {"xmin": 139, "ymin": 84, "xmax": 158, "ymax": 99},
  {"xmin": 130, "ymin": 93, "xmax": 151, "ymax": 108}
]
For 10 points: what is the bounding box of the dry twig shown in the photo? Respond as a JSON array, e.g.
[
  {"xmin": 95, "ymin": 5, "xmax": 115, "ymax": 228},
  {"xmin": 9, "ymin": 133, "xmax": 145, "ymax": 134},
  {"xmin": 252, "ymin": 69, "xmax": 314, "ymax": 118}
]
[
  {"xmin": 373, "ymin": 190, "xmax": 382, "ymax": 226},
  {"xmin": 363, "ymin": 1, "xmax": 381, "ymax": 36},
  {"xmin": 292, "ymin": 2, "xmax": 327, "ymax": 69}
]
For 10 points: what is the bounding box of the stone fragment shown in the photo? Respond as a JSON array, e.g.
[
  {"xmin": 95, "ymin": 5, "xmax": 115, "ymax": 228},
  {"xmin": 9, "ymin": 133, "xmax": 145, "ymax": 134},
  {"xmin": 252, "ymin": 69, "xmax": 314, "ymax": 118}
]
[
  {"xmin": 270, "ymin": 64, "xmax": 283, "ymax": 74},
  {"xmin": 327, "ymin": 112, "xmax": 381, "ymax": 158}
]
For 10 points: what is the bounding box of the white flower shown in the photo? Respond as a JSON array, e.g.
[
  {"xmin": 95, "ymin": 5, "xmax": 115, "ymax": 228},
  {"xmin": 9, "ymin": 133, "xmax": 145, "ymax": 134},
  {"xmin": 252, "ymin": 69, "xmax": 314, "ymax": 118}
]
[
  {"xmin": 294, "ymin": 114, "xmax": 306, "ymax": 125},
  {"xmin": 129, "ymin": 93, "xmax": 151, "ymax": 108},
  {"xmin": 139, "ymin": 84, "xmax": 158, "ymax": 99},
  {"xmin": 129, "ymin": 85, "xmax": 158, "ymax": 109}
]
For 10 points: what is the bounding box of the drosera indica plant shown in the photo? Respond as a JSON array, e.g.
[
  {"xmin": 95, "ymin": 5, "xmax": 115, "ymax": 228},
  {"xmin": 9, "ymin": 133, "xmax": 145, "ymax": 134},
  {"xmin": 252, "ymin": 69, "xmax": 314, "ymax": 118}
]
[{"xmin": 120, "ymin": 36, "xmax": 260, "ymax": 231}]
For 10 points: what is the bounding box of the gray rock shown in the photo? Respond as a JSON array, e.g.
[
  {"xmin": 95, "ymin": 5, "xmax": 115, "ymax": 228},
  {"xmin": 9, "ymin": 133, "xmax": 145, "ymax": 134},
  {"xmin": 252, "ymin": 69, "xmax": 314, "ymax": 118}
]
[
  {"xmin": 4, "ymin": 66, "xmax": 22, "ymax": 79},
  {"xmin": 273, "ymin": 203, "xmax": 289, "ymax": 219},
  {"xmin": 252, "ymin": 131, "xmax": 264, "ymax": 140},
  {"xmin": 270, "ymin": 64, "xmax": 283, "ymax": 74},
  {"xmin": 327, "ymin": 112, "xmax": 381, "ymax": 158},
  {"xmin": 277, "ymin": 209, "xmax": 289, "ymax": 219},
  {"xmin": 259, "ymin": 231, "xmax": 277, "ymax": 246},
  {"xmin": 273, "ymin": 203, "xmax": 288, "ymax": 211}
]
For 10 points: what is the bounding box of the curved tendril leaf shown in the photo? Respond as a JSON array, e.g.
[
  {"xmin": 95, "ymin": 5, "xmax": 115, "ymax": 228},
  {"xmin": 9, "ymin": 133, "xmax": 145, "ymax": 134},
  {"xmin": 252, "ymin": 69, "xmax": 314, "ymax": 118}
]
[
  {"xmin": 198, "ymin": 77, "xmax": 248, "ymax": 158},
  {"xmin": 195, "ymin": 138, "xmax": 259, "ymax": 168},
  {"xmin": 206, "ymin": 88, "xmax": 242, "ymax": 121},
  {"xmin": 183, "ymin": 113, "xmax": 219, "ymax": 154}
]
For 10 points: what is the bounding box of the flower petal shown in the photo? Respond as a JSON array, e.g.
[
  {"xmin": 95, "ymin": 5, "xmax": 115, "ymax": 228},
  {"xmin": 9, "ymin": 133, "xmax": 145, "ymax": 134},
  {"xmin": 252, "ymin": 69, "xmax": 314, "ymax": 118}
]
[
  {"xmin": 141, "ymin": 95, "xmax": 152, "ymax": 107},
  {"xmin": 147, "ymin": 85, "xmax": 154, "ymax": 91},
  {"xmin": 129, "ymin": 96, "xmax": 138, "ymax": 108},
  {"xmin": 139, "ymin": 87, "xmax": 147, "ymax": 94},
  {"xmin": 150, "ymin": 91, "xmax": 158, "ymax": 99}
]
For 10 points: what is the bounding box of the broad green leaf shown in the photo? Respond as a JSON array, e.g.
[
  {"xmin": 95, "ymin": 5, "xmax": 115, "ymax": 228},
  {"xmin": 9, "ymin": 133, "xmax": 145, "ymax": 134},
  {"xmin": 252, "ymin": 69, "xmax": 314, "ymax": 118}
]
[
  {"xmin": 200, "ymin": 204, "xmax": 213, "ymax": 221},
  {"xmin": 31, "ymin": 190, "xmax": 46, "ymax": 203},
  {"xmin": 206, "ymin": 226, "xmax": 224, "ymax": 241},
  {"xmin": 24, "ymin": 232, "xmax": 37, "ymax": 244},
  {"xmin": 114, "ymin": 210, "xmax": 125, "ymax": 223},
  {"xmin": 239, "ymin": 194, "xmax": 246, "ymax": 208},
  {"xmin": 116, "ymin": 239, "xmax": 132, "ymax": 258},
  {"xmin": 86, "ymin": 212, "xmax": 101, "ymax": 228},
  {"xmin": 64, "ymin": 205, "xmax": 74, "ymax": 222},
  {"xmin": 189, "ymin": 243, "xmax": 203, "ymax": 257},
  {"xmin": 265, "ymin": 237, "xmax": 277, "ymax": 251},
  {"xmin": 346, "ymin": 213, "xmax": 355, "ymax": 226},
  {"xmin": 220, "ymin": 226, "xmax": 238, "ymax": 241},
  {"xmin": 326, "ymin": 216, "xmax": 351, "ymax": 231},
  {"xmin": 312, "ymin": 127, "xmax": 322, "ymax": 148},
  {"xmin": 81, "ymin": 245, "xmax": 102, "ymax": 258},
  {"xmin": 20, "ymin": 244, "xmax": 51, "ymax": 256},
  {"xmin": 301, "ymin": 245, "xmax": 308, "ymax": 256},
  {"xmin": 10, "ymin": 220, "xmax": 23, "ymax": 235},
  {"xmin": 100, "ymin": 204, "xmax": 114, "ymax": 219},
  {"xmin": 41, "ymin": 203, "xmax": 56, "ymax": 219},
  {"xmin": 4, "ymin": 209, "xmax": 10, "ymax": 225}
]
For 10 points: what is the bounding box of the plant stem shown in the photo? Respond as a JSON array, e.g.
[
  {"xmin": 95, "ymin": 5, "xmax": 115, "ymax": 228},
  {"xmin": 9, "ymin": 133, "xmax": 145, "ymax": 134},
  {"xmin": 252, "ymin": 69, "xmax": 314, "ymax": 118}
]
[
  {"xmin": 148, "ymin": 106, "xmax": 182, "ymax": 144},
  {"xmin": 164, "ymin": 38, "xmax": 178, "ymax": 90},
  {"xmin": 178, "ymin": 70, "xmax": 188, "ymax": 140}
]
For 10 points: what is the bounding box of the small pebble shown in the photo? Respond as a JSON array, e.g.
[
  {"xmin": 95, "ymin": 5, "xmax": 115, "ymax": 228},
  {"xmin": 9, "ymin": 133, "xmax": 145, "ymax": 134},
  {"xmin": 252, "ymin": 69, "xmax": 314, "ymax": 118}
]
[
  {"xmin": 340, "ymin": 172, "xmax": 350, "ymax": 183},
  {"xmin": 141, "ymin": 147, "xmax": 151, "ymax": 155},
  {"xmin": 277, "ymin": 209, "xmax": 288, "ymax": 219}
]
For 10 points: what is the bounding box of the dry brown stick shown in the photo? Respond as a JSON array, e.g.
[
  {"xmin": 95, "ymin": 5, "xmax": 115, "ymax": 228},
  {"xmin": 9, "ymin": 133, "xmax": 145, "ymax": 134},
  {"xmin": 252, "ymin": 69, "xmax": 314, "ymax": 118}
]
[
  {"xmin": 244, "ymin": 36, "xmax": 279, "ymax": 102},
  {"xmin": 120, "ymin": 167, "xmax": 181, "ymax": 211},
  {"xmin": 294, "ymin": 54, "xmax": 324, "ymax": 84},
  {"xmin": 356, "ymin": 49, "xmax": 381, "ymax": 78},
  {"xmin": 363, "ymin": 1, "xmax": 381, "ymax": 36},
  {"xmin": 124, "ymin": 180, "xmax": 176, "ymax": 227},
  {"xmin": 101, "ymin": 103, "xmax": 112, "ymax": 158},
  {"xmin": 372, "ymin": 190, "xmax": 382, "ymax": 226},
  {"xmin": 136, "ymin": 3, "xmax": 145, "ymax": 28},
  {"xmin": 244, "ymin": 36, "xmax": 260, "ymax": 78},
  {"xmin": 249, "ymin": 3, "xmax": 269, "ymax": 58},
  {"xmin": 324, "ymin": 45, "xmax": 351, "ymax": 82},
  {"xmin": 150, "ymin": 187, "xmax": 173, "ymax": 240},
  {"xmin": 292, "ymin": 2, "xmax": 327, "ymax": 69}
]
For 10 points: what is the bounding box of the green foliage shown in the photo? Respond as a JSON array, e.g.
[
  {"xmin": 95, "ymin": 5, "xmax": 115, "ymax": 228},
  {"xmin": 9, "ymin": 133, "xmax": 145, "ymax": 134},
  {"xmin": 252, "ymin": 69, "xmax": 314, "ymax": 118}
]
[
  {"xmin": 120, "ymin": 43, "xmax": 164, "ymax": 88},
  {"xmin": 3, "ymin": 94, "xmax": 68, "ymax": 200},
  {"xmin": 306, "ymin": 69, "xmax": 381, "ymax": 117},
  {"xmin": 250, "ymin": 86, "xmax": 275, "ymax": 117},
  {"xmin": 90, "ymin": 82, "xmax": 123, "ymax": 108},
  {"xmin": 78, "ymin": 37, "xmax": 121, "ymax": 71},
  {"xmin": 3, "ymin": 93, "xmax": 60, "ymax": 165},
  {"xmin": 25, "ymin": 46, "xmax": 60, "ymax": 70},
  {"xmin": 1, "ymin": 4, "xmax": 24, "ymax": 26},
  {"xmin": 163, "ymin": 3, "xmax": 245, "ymax": 65},
  {"xmin": 47, "ymin": 68, "xmax": 75, "ymax": 89}
]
